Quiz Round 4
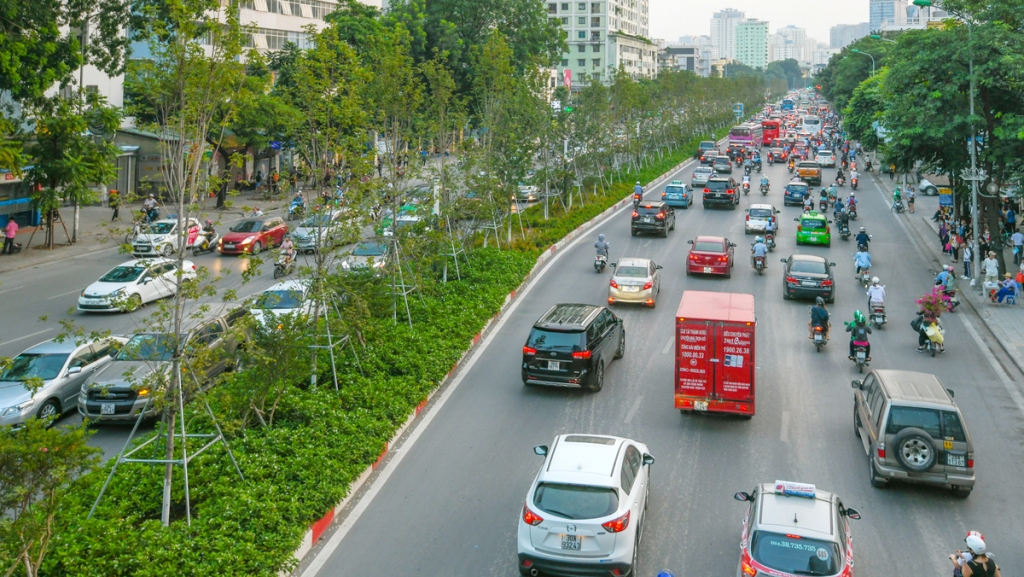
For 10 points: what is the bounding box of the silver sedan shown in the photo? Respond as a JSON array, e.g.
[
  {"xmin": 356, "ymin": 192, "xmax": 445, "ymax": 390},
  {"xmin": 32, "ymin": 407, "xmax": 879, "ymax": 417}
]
[{"xmin": 608, "ymin": 257, "xmax": 662, "ymax": 307}]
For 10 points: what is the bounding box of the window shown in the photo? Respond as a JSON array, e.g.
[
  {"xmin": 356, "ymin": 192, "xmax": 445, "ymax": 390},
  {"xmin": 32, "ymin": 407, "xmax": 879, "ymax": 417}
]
[
  {"xmin": 68, "ymin": 349, "xmax": 92, "ymax": 370},
  {"xmin": 578, "ymin": 44, "xmax": 586, "ymax": 52},
  {"xmin": 590, "ymin": 31, "xmax": 601, "ymax": 41},
  {"xmin": 620, "ymin": 459, "xmax": 636, "ymax": 494},
  {"xmin": 942, "ymin": 411, "xmax": 967, "ymax": 442},
  {"xmin": 561, "ymin": 17, "xmax": 569, "ymax": 24},
  {"xmin": 561, "ymin": 2, "xmax": 569, "ymax": 10},
  {"xmin": 592, "ymin": 58, "xmax": 601, "ymax": 67},
  {"xmin": 561, "ymin": 59, "xmax": 569, "ymax": 66},
  {"xmin": 576, "ymin": 16, "xmax": 584, "ymax": 24},
  {"xmin": 548, "ymin": 3, "xmax": 557, "ymax": 13},
  {"xmin": 886, "ymin": 407, "xmax": 942, "ymax": 438},
  {"xmin": 592, "ymin": 44, "xmax": 600, "ymax": 52},
  {"xmin": 578, "ymin": 2, "xmax": 586, "ymax": 9},
  {"xmin": 835, "ymin": 501, "xmax": 849, "ymax": 554},
  {"xmin": 591, "ymin": 2, "xmax": 601, "ymax": 12},
  {"xmin": 90, "ymin": 342, "xmax": 115, "ymax": 362},
  {"xmin": 193, "ymin": 322, "xmax": 225, "ymax": 347},
  {"xmin": 578, "ymin": 31, "xmax": 586, "ymax": 39},
  {"xmin": 533, "ymin": 483, "xmax": 618, "ymax": 519},
  {"xmin": 577, "ymin": 58, "xmax": 586, "ymax": 66},
  {"xmin": 591, "ymin": 16, "xmax": 601, "ymax": 27}
]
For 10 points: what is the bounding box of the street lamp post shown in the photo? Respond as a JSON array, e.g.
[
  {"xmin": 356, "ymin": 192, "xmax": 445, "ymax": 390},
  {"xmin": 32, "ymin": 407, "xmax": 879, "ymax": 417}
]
[
  {"xmin": 850, "ymin": 49, "xmax": 876, "ymax": 75},
  {"xmin": 868, "ymin": 34, "xmax": 897, "ymax": 44},
  {"xmin": 914, "ymin": 0, "xmax": 983, "ymax": 290}
]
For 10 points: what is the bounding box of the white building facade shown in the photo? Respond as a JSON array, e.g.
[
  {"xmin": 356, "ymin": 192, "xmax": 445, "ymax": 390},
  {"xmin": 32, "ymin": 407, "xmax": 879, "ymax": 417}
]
[
  {"xmin": 830, "ymin": 22, "xmax": 870, "ymax": 48},
  {"xmin": 548, "ymin": 1, "xmax": 656, "ymax": 88},
  {"xmin": 710, "ymin": 8, "xmax": 745, "ymax": 60},
  {"xmin": 734, "ymin": 19, "xmax": 769, "ymax": 70}
]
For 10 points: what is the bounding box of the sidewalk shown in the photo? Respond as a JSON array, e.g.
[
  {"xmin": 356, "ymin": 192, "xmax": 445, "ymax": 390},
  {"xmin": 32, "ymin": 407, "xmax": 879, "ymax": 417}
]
[
  {"xmin": 893, "ymin": 179, "xmax": 1024, "ymax": 374},
  {"xmin": 0, "ymin": 194, "xmax": 285, "ymax": 275}
]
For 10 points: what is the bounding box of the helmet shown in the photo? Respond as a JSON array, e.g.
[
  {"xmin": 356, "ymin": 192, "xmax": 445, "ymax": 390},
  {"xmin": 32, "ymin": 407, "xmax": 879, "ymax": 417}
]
[
  {"xmin": 657, "ymin": 572, "xmax": 676, "ymax": 577},
  {"xmin": 944, "ymin": 264, "xmax": 952, "ymax": 271},
  {"xmin": 636, "ymin": 181, "xmax": 641, "ymax": 185},
  {"xmin": 965, "ymin": 531, "xmax": 986, "ymax": 555},
  {"xmin": 815, "ymin": 296, "xmax": 825, "ymax": 305},
  {"xmin": 854, "ymin": 310, "xmax": 866, "ymax": 324},
  {"xmin": 755, "ymin": 236, "xmax": 764, "ymax": 243},
  {"xmin": 598, "ymin": 233, "xmax": 605, "ymax": 241},
  {"xmin": 850, "ymin": 192, "xmax": 856, "ymax": 197},
  {"xmin": 860, "ymin": 226, "xmax": 866, "ymax": 232},
  {"xmin": 205, "ymin": 219, "xmax": 212, "ymax": 225},
  {"xmin": 872, "ymin": 276, "xmax": 880, "ymax": 285}
]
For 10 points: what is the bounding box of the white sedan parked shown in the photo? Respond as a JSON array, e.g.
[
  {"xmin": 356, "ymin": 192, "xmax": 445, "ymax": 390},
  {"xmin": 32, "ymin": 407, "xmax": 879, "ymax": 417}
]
[
  {"xmin": 78, "ymin": 258, "xmax": 197, "ymax": 313},
  {"xmin": 517, "ymin": 434, "xmax": 654, "ymax": 576}
]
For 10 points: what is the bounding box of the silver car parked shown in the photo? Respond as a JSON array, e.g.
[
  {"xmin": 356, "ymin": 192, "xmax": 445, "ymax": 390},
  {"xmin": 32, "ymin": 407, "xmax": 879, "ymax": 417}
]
[{"xmin": 0, "ymin": 337, "xmax": 126, "ymax": 427}]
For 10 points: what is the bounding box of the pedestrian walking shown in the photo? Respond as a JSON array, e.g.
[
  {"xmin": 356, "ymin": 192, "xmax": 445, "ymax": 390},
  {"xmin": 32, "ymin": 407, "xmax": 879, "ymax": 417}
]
[
  {"xmin": 1011, "ymin": 228, "xmax": 1024, "ymax": 265},
  {"xmin": 888, "ymin": 163, "xmax": 896, "ymax": 180},
  {"xmin": 962, "ymin": 240, "xmax": 973, "ymax": 278},
  {"xmin": 1005, "ymin": 207, "xmax": 1017, "ymax": 235},
  {"xmin": 108, "ymin": 190, "xmax": 121, "ymax": 222},
  {"xmin": 2, "ymin": 219, "xmax": 18, "ymax": 254},
  {"xmin": 906, "ymin": 187, "xmax": 915, "ymax": 213}
]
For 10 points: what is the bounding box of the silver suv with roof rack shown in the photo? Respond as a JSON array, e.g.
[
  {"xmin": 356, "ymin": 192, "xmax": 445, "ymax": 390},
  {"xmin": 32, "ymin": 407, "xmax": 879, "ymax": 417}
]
[{"xmin": 852, "ymin": 369, "xmax": 975, "ymax": 497}]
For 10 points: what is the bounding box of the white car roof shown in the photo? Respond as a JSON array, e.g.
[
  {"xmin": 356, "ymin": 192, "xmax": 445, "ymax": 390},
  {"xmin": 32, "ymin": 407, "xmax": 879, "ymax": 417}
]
[
  {"xmin": 749, "ymin": 204, "xmax": 775, "ymax": 211},
  {"xmin": 615, "ymin": 257, "xmax": 652, "ymax": 269},
  {"xmin": 756, "ymin": 483, "xmax": 836, "ymax": 540},
  {"xmin": 541, "ymin": 434, "xmax": 626, "ymax": 486},
  {"xmin": 263, "ymin": 279, "xmax": 309, "ymax": 293}
]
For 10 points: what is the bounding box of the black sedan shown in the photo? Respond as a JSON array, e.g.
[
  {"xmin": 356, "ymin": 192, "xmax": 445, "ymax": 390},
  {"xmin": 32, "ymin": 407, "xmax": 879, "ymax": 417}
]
[
  {"xmin": 768, "ymin": 148, "xmax": 787, "ymax": 162},
  {"xmin": 781, "ymin": 254, "xmax": 836, "ymax": 302}
]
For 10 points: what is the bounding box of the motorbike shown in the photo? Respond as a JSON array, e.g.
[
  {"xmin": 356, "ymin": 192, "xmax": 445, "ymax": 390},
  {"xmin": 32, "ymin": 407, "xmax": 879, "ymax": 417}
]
[
  {"xmin": 811, "ymin": 323, "xmax": 829, "ymax": 353},
  {"xmin": 869, "ymin": 302, "xmax": 886, "ymax": 329},
  {"xmin": 839, "ymin": 222, "xmax": 851, "ymax": 240},
  {"xmin": 192, "ymin": 230, "xmax": 219, "ymax": 256},
  {"xmin": 744, "ymin": 165, "xmax": 752, "ymax": 176},
  {"xmin": 836, "ymin": 176, "xmax": 846, "ymax": 187},
  {"xmin": 274, "ymin": 253, "xmax": 296, "ymax": 279},
  {"xmin": 754, "ymin": 160, "xmax": 762, "ymax": 173},
  {"xmin": 765, "ymin": 232, "xmax": 776, "ymax": 252},
  {"xmin": 892, "ymin": 200, "xmax": 905, "ymax": 213},
  {"xmin": 2, "ymin": 241, "xmax": 22, "ymax": 254},
  {"xmin": 849, "ymin": 206, "xmax": 858, "ymax": 220},
  {"xmin": 287, "ymin": 199, "xmax": 305, "ymax": 221},
  {"xmin": 851, "ymin": 177, "xmax": 858, "ymax": 190},
  {"xmin": 595, "ymin": 254, "xmax": 608, "ymax": 273},
  {"xmin": 787, "ymin": 162, "xmax": 795, "ymax": 174},
  {"xmin": 632, "ymin": 193, "xmax": 643, "ymax": 207},
  {"xmin": 852, "ymin": 342, "xmax": 869, "ymax": 373},
  {"xmin": 819, "ymin": 198, "xmax": 829, "ymax": 212},
  {"xmin": 752, "ymin": 254, "xmax": 765, "ymax": 275},
  {"xmin": 742, "ymin": 181, "xmax": 750, "ymax": 195},
  {"xmin": 760, "ymin": 183, "xmax": 769, "ymax": 195},
  {"xmin": 124, "ymin": 220, "xmax": 145, "ymax": 245},
  {"xmin": 858, "ymin": 268, "xmax": 872, "ymax": 288}
]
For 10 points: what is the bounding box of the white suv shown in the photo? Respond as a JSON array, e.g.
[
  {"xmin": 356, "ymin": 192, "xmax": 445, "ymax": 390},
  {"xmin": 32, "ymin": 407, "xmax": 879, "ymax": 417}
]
[
  {"xmin": 517, "ymin": 434, "xmax": 654, "ymax": 576},
  {"xmin": 814, "ymin": 150, "xmax": 835, "ymax": 167}
]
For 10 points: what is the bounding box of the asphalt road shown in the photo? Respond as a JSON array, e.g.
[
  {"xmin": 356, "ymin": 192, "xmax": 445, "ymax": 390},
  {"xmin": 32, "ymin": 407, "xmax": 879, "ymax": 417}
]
[
  {"xmin": 301, "ymin": 155, "xmax": 1024, "ymax": 576},
  {"xmin": 0, "ymin": 210, "xmax": 304, "ymax": 458}
]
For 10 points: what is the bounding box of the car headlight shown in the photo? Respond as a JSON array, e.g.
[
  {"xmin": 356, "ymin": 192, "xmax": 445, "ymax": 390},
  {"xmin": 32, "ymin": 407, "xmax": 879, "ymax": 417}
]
[
  {"xmin": 241, "ymin": 237, "xmax": 254, "ymax": 245},
  {"xmin": 341, "ymin": 260, "xmax": 351, "ymax": 270},
  {"xmin": 110, "ymin": 287, "xmax": 126, "ymax": 296},
  {"xmin": 3, "ymin": 399, "xmax": 34, "ymax": 416},
  {"xmin": 153, "ymin": 236, "xmax": 166, "ymax": 243}
]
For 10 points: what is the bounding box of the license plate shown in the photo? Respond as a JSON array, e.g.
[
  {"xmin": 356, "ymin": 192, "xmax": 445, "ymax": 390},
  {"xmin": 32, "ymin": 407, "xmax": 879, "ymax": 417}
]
[
  {"xmin": 644, "ymin": 217, "xmax": 652, "ymax": 223},
  {"xmin": 561, "ymin": 534, "xmax": 581, "ymax": 550},
  {"xmin": 814, "ymin": 333, "xmax": 823, "ymax": 342},
  {"xmin": 623, "ymin": 286, "xmax": 639, "ymax": 292},
  {"xmin": 101, "ymin": 403, "xmax": 115, "ymax": 415},
  {"xmin": 802, "ymin": 281, "xmax": 817, "ymax": 287},
  {"xmin": 703, "ymin": 266, "xmax": 714, "ymax": 273},
  {"xmin": 547, "ymin": 361, "xmax": 560, "ymax": 371},
  {"xmin": 694, "ymin": 400, "xmax": 709, "ymax": 411},
  {"xmin": 224, "ymin": 244, "xmax": 235, "ymax": 249},
  {"xmin": 856, "ymin": 351, "xmax": 866, "ymax": 360},
  {"xmin": 946, "ymin": 453, "xmax": 966, "ymax": 467}
]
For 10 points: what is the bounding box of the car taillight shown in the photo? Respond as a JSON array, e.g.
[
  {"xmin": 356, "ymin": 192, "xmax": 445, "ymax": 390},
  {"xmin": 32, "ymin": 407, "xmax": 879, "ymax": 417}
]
[
  {"xmin": 643, "ymin": 281, "xmax": 653, "ymax": 290},
  {"xmin": 718, "ymin": 256, "xmax": 728, "ymax": 262},
  {"xmin": 601, "ymin": 510, "xmax": 630, "ymax": 533},
  {"xmin": 572, "ymin": 350, "xmax": 592, "ymax": 359},
  {"xmin": 741, "ymin": 559, "xmax": 757, "ymax": 576},
  {"xmin": 877, "ymin": 445, "xmax": 886, "ymax": 459},
  {"xmin": 610, "ymin": 279, "xmax": 619, "ymax": 288},
  {"xmin": 727, "ymin": 189, "xmax": 734, "ymax": 194},
  {"xmin": 522, "ymin": 504, "xmax": 543, "ymax": 526},
  {"xmin": 821, "ymin": 279, "xmax": 833, "ymax": 286},
  {"xmin": 655, "ymin": 213, "xmax": 664, "ymax": 220},
  {"xmin": 661, "ymin": 193, "xmax": 666, "ymax": 198},
  {"xmin": 689, "ymin": 253, "xmax": 698, "ymax": 260},
  {"xmin": 786, "ymin": 276, "xmax": 798, "ymax": 284},
  {"xmin": 523, "ymin": 346, "xmax": 537, "ymax": 356},
  {"xmin": 703, "ymin": 188, "xmax": 709, "ymax": 193},
  {"xmin": 968, "ymin": 457, "xmax": 974, "ymax": 468},
  {"xmin": 631, "ymin": 211, "xmax": 639, "ymax": 218}
]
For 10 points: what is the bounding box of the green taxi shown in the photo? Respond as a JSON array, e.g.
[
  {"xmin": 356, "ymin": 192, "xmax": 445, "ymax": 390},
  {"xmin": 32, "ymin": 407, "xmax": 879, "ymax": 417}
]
[{"xmin": 794, "ymin": 211, "xmax": 832, "ymax": 246}]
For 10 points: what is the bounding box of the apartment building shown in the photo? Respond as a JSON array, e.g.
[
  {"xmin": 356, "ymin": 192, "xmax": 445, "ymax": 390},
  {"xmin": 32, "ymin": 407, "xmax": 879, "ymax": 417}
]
[
  {"xmin": 734, "ymin": 19, "xmax": 769, "ymax": 70},
  {"xmin": 547, "ymin": 1, "xmax": 657, "ymax": 88}
]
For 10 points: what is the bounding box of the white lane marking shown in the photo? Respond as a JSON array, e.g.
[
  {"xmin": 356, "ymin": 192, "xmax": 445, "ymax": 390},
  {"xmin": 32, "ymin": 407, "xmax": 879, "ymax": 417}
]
[
  {"xmin": 299, "ymin": 166, "xmax": 676, "ymax": 576},
  {"xmin": 0, "ymin": 328, "xmax": 54, "ymax": 347},
  {"xmin": 643, "ymin": 239, "xmax": 652, "ymax": 248},
  {"xmin": 624, "ymin": 395, "xmax": 644, "ymax": 425},
  {"xmin": 661, "ymin": 336, "xmax": 673, "ymax": 355},
  {"xmin": 0, "ymin": 285, "xmax": 25, "ymax": 295},
  {"xmin": 961, "ymin": 316, "xmax": 1024, "ymax": 418},
  {"xmin": 780, "ymin": 411, "xmax": 790, "ymax": 442},
  {"xmin": 48, "ymin": 289, "xmax": 84, "ymax": 300}
]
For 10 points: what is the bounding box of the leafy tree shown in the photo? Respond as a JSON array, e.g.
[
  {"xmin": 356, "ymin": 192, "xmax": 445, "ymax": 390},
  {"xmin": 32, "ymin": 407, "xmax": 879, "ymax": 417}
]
[
  {"xmin": 842, "ymin": 71, "xmax": 886, "ymax": 152},
  {"xmin": 0, "ymin": 419, "xmax": 100, "ymax": 577}
]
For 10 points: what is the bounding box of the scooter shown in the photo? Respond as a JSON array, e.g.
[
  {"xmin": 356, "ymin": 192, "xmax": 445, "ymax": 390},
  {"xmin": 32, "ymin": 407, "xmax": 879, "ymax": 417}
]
[
  {"xmin": 892, "ymin": 200, "xmax": 905, "ymax": 213},
  {"xmin": 632, "ymin": 193, "xmax": 642, "ymax": 208},
  {"xmin": 765, "ymin": 232, "xmax": 776, "ymax": 252},
  {"xmin": 811, "ymin": 323, "xmax": 829, "ymax": 353},
  {"xmin": 836, "ymin": 176, "xmax": 845, "ymax": 187},
  {"xmin": 192, "ymin": 230, "xmax": 219, "ymax": 256},
  {"xmin": 760, "ymin": 183, "xmax": 769, "ymax": 195},
  {"xmin": 744, "ymin": 165, "xmax": 752, "ymax": 176},
  {"xmin": 852, "ymin": 342, "xmax": 869, "ymax": 373},
  {"xmin": 819, "ymin": 198, "xmax": 829, "ymax": 212},
  {"xmin": 849, "ymin": 206, "xmax": 858, "ymax": 220},
  {"xmin": 754, "ymin": 160, "xmax": 762, "ymax": 173},
  {"xmin": 594, "ymin": 254, "xmax": 607, "ymax": 273},
  {"xmin": 287, "ymin": 199, "xmax": 305, "ymax": 221},
  {"xmin": 274, "ymin": 254, "xmax": 296, "ymax": 279},
  {"xmin": 2, "ymin": 242, "xmax": 22, "ymax": 254},
  {"xmin": 839, "ymin": 222, "xmax": 851, "ymax": 240},
  {"xmin": 869, "ymin": 302, "xmax": 886, "ymax": 329},
  {"xmin": 752, "ymin": 254, "xmax": 766, "ymax": 275},
  {"xmin": 787, "ymin": 162, "xmax": 795, "ymax": 174},
  {"xmin": 742, "ymin": 181, "xmax": 750, "ymax": 195},
  {"xmin": 858, "ymin": 268, "xmax": 872, "ymax": 288},
  {"xmin": 851, "ymin": 177, "xmax": 858, "ymax": 190}
]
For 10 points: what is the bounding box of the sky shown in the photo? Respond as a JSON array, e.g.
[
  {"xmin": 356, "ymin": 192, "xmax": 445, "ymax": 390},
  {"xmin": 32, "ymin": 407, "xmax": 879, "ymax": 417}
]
[{"xmin": 649, "ymin": 0, "xmax": 870, "ymax": 44}]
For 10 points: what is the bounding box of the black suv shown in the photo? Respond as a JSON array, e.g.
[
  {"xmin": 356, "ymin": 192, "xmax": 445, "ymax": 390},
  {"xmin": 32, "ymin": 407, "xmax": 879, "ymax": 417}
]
[
  {"xmin": 696, "ymin": 140, "xmax": 718, "ymax": 164},
  {"xmin": 702, "ymin": 177, "xmax": 739, "ymax": 209},
  {"xmin": 522, "ymin": 304, "xmax": 625, "ymax": 392},
  {"xmin": 631, "ymin": 201, "xmax": 676, "ymax": 237}
]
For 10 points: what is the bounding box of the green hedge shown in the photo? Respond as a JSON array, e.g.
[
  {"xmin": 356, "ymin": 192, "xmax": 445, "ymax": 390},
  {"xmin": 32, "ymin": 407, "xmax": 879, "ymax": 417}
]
[{"xmin": 40, "ymin": 129, "xmax": 729, "ymax": 576}]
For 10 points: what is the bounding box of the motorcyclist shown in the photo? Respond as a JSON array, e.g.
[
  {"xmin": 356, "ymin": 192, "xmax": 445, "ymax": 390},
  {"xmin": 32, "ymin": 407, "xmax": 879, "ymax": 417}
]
[
  {"xmin": 937, "ymin": 264, "xmax": 957, "ymax": 295},
  {"xmin": 866, "ymin": 277, "xmax": 886, "ymax": 309},
  {"xmin": 834, "ymin": 201, "xmax": 848, "ymax": 225},
  {"xmin": 633, "ymin": 181, "xmax": 643, "ymax": 204},
  {"xmin": 836, "ymin": 168, "xmax": 845, "ymax": 184},
  {"xmin": 760, "ymin": 175, "xmax": 770, "ymax": 190},
  {"xmin": 850, "ymin": 169, "xmax": 859, "ymax": 183},
  {"xmin": 803, "ymin": 193, "xmax": 814, "ymax": 211},
  {"xmin": 764, "ymin": 217, "xmax": 776, "ymax": 240},
  {"xmin": 855, "ymin": 226, "xmax": 870, "ymax": 249},
  {"xmin": 916, "ymin": 310, "xmax": 945, "ymax": 353},
  {"xmin": 143, "ymin": 194, "xmax": 159, "ymax": 222},
  {"xmin": 594, "ymin": 233, "xmax": 610, "ymax": 259},
  {"xmin": 787, "ymin": 156, "xmax": 796, "ymax": 171},
  {"xmin": 809, "ymin": 296, "xmax": 830, "ymax": 339},
  {"xmin": 292, "ymin": 190, "xmax": 305, "ymax": 208},
  {"xmin": 845, "ymin": 310, "xmax": 872, "ymax": 361},
  {"xmin": 891, "ymin": 187, "xmax": 903, "ymax": 211},
  {"xmin": 742, "ymin": 174, "xmax": 751, "ymax": 191},
  {"xmin": 827, "ymin": 183, "xmax": 837, "ymax": 201},
  {"xmin": 854, "ymin": 247, "xmax": 872, "ymax": 275},
  {"xmin": 202, "ymin": 219, "xmax": 215, "ymax": 235},
  {"xmin": 847, "ymin": 193, "xmax": 858, "ymax": 211},
  {"xmin": 743, "ymin": 157, "xmax": 752, "ymax": 174},
  {"xmin": 751, "ymin": 236, "xmax": 768, "ymax": 268},
  {"xmin": 280, "ymin": 234, "xmax": 295, "ymax": 265},
  {"xmin": 949, "ymin": 531, "xmax": 1001, "ymax": 577}
]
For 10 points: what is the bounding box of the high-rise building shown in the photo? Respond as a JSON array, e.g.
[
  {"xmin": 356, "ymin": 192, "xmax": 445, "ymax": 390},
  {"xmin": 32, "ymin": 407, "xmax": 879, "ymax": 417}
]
[
  {"xmin": 658, "ymin": 45, "xmax": 710, "ymax": 77},
  {"xmin": 547, "ymin": 1, "xmax": 656, "ymax": 87},
  {"xmin": 734, "ymin": 19, "xmax": 769, "ymax": 70},
  {"xmin": 830, "ymin": 22, "xmax": 871, "ymax": 48},
  {"xmin": 710, "ymin": 8, "xmax": 745, "ymax": 60},
  {"xmin": 870, "ymin": 0, "xmax": 908, "ymax": 31}
]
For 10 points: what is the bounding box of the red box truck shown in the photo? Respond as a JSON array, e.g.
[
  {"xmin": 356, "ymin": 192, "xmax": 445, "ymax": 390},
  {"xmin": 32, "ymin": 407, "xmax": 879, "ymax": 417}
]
[{"xmin": 675, "ymin": 291, "xmax": 756, "ymax": 418}]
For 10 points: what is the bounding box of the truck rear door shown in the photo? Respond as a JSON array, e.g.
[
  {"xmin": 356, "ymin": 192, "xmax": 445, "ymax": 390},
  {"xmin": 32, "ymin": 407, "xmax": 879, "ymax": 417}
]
[
  {"xmin": 714, "ymin": 324, "xmax": 755, "ymax": 407},
  {"xmin": 676, "ymin": 320, "xmax": 713, "ymax": 404}
]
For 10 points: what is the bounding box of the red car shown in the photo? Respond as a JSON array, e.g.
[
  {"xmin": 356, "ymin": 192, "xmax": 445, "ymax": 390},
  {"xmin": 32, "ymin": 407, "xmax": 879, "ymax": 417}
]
[
  {"xmin": 686, "ymin": 236, "xmax": 735, "ymax": 278},
  {"xmin": 217, "ymin": 216, "xmax": 288, "ymax": 255}
]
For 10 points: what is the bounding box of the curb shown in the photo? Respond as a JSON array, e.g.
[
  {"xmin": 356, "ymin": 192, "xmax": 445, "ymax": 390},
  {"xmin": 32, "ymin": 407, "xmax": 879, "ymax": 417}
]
[{"xmin": 286, "ymin": 155, "xmax": 696, "ymax": 574}]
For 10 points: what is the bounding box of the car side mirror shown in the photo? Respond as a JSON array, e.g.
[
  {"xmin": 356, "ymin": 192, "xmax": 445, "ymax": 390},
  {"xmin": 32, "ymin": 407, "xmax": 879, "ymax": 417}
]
[
  {"xmin": 779, "ymin": 258, "xmax": 787, "ymax": 263},
  {"xmin": 687, "ymin": 240, "xmax": 694, "ymax": 244},
  {"xmin": 610, "ymin": 262, "xmax": 617, "ymax": 268},
  {"xmin": 734, "ymin": 491, "xmax": 752, "ymax": 502},
  {"xmin": 946, "ymin": 388, "xmax": 955, "ymax": 399},
  {"xmin": 851, "ymin": 379, "xmax": 863, "ymax": 390},
  {"xmin": 656, "ymin": 265, "xmax": 663, "ymax": 270},
  {"xmin": 534, "ymin": 445, "xmax": 548, "ymax": 457},
  {"xmin": 642, "ymin": 453, "xmax": 655, "ymax": 466},
  {"xmin": 828, "ymin": 220, "xmax": 833, "ymax": 223},
  {"xmin": 66, "ymin": 366, "xmax": 82, "ymax": 376},
  {"xmin": 844, "ymin": 507, "xmax": 862, "ymax": 520},
  {"xmin": 830, "ymin": 262, "xmax": 837, "ymax": 267},
  {"xmin": 793, "ymin": 218, "xmax": 799, "ymax": 222},
  {"xmin": 109, "ymin": 348, "xmax": 119, "ymax": 357}
]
